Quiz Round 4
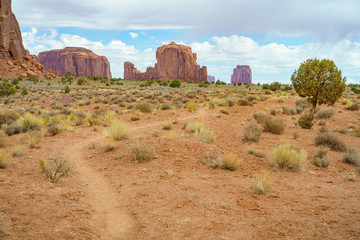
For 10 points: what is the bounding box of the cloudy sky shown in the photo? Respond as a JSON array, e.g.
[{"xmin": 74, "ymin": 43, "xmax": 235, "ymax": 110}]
[{"xmin": 13, "ymin": 0, "xmax": 360, "ymax": 83}]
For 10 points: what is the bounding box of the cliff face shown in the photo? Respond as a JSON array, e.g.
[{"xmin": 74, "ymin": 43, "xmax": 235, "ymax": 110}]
[
  {"xmin": 0, "ymin": 0, "xmax": 26, "ymax": 60},
  {"xmin": 231, "ymin": 65, "xmax": 252, "ymax": 85},
  {"xmin": 124, "ymin": 42, "xmax": 207, "ymax": 82},
  {"xmin": 38, "ymin": 47, "xmax": 112, "ymax": 79}
]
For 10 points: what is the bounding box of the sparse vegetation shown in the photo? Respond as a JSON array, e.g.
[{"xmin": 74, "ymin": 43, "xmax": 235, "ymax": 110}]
[
  {"xmin": 247, "ymin": 148, "xmax": 266, "ymax": 158},
  {"xmin": 108, "ymin": 120, "xmax": 129, "ymax": 140},
  {"xmin": 252, "ymin": 170, "xmax": 273, "ymax": 195},
  {"xmin": 17, "ymin": 113, "xmax": 43, "ymax": 132},
  {"xmin": 314, "ymin": 132, "xmax": 347, "ymax": 152},
  {"xmin": 298, "ymin": 113, "xmax": 313, "ymax": 129},
  {"xmin": 186, "ymin": 121, "xmax": 204, "ymax": 133},
  {"xmin": 40, "ymin": 155, "xmax": 72, "ymax": 183},
  {"xmin": 129, "ymin": 142, "xmax": 155, "ymax": 162},
  {"xmin": 195, "ymin": 128, "xmax": 215, "ymax": 142},
  {"xmin": 272, "ymin": 143, "xmax": 306, "ymax": 172},
  {"xmin": 221, "ymin": 152, "xmax": 241, "ymax": 171},
  {"xmin": 310, "ymin": 147, "xmax": 331, "ymax": 168},
  {"xmin": 342, "ymin": 147, "xmax": 360, "ymax": 166},
  {"xmin": 243, "ymin": 125, "xmax": 262, "ymax": 142},
  {"xmin": 0, "ymin": 149, "xmax": 11, "ymax": 168}
]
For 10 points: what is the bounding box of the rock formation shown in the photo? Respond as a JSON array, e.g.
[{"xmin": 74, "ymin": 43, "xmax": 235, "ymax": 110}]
[
  {"xmin": 124, "ymin": 42, "xmax": 207, "ymax": 82},
  {"xmin": 38, "ymin": 47, "xmax": 112, "ymax": 79},
  {"xmin": 207, "ymin": 75, "xmax": 215, "ymax": 83},
  {"xmin": 0, "ymin": 0, "xmax": 46, "ymax": 78},
  {"xmin": 231, "ymin": 65, "xmax": 252, "ymax": 85}
]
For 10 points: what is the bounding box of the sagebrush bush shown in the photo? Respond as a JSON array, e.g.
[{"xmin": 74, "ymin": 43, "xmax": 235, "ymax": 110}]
[
  {"xmin": 195, "ymin": 128, "xmax": 215, "ymax": 142},
  {"xmin": 40, "ymin": 155, "xmax": 72, "ymax": 183},
  {"xmin": 108, "ymin": 120, "xmax": 129, "ymax": 140},
  {"xmin": 314, "ymin": 132, "xmax": 347, "ymax": 152},
  {"xmin": 342, "ymin": 147, "xmax": 360, "ymax": 166},
  {"xmin": 237, "ymin": 98, "xmax": 252, "ymax": 106},
  {"xmin": 0, "ymin": 149, "xmax": 11, "ymax": 168},
  {"xmin": 130, "ymin": 143, "xmax": 155, "ymax": 162},
  {"xmin": 4, "ymin": 122, "xmax": 22, "ymax": 136},
  {"xmin": 252, "ymin": 111, "xmax": 269, "ymax": 124},
  {"xmin": 243, "ymin": 125, "xmax": 262, "ymax": 142},
  {"xmin": 298, "ymin": 113, "xmax": 313, "ymax": 129},
  {"xmin": 310, "ymin": 147, "xmax": 331, "ymax": 168},
  {"xmin": 162, "ymin": 121, "xmax": 172, "ymax": 130},
  {"xmin": 187, "ymin": 102, "xmax": 197, "ymax": 112},
  {"xmin": 186, "ymin": 121, "xmax": 204, "ymax": 133},
  {"xmin": 262, "ymin": 117, "xmax": 285, "ymax": 134},
  {"xmin": 272, "ymin": 143, "xmax": 307, "ymax": 172},
  {"xmin": 315, "ymin": 108, "xmax": 334, "ymax": 119},
  {"xmin": 17, "ymin": 113, "xmax": 43, "ymax": 132},
  {"xmin": 253, "ymin": 170, "xmax": 273, "ymax": 195}
]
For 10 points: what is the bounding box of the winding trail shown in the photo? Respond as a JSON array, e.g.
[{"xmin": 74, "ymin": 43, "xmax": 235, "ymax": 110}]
[{"xmin": 65, "ymin": 108, "xmax": 209, "ymax": 239}]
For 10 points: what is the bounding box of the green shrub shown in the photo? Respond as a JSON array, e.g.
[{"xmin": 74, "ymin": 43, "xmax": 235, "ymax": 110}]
[
  {"xmin": 169, "ymin": 79, "xmax": 181, "ymax": 88},
  {"xmin": 64, "ymin": 85, "xmax": 70, "ymax": 94},
  {"xmin": 342, "ymin": 147, "xmax": 360, "ymax": 166},
  {"xmin": 129, "ymin": 142, "xmax": 155, "ymax": 162},
  {"xmin": 314, "ymin": 132, "xmax": 347, "ymax": 152},
  {"xmin": 17, "ymin": 113, "xmax": 43, "ymax": 132},
  {"xmin": 243, "ymin": 125, "xmax": 262, "ymax": 142},
  {"xmin": 272, "ymin": 143, "xmax": 307, "ymax": 172},
  {"xmin": 108, "ymin": 120, "xmax": 129, "ymax": 140},
  {"xmin": 21, "ymin": 86, "xmax": 28, "ymax": 95},
  {"xmin": 310, "ymin": 147, "xmax": 330, "ymax": 168},
  {"xmin": 298, "ymin": 113, "xmax": 313, "ymax": 129}
]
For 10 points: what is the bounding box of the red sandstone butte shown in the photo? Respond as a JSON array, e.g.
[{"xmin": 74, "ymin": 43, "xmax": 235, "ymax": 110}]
[
  {"xmin": 124, "ymin": 42, "xmax": 207, "ymax": 82},
  {"xmin": 231, "ymin": 65, "xmax": 252, "ymax": 85},
  {"xmin": 38, "ymin": 47, "xmax": 112, "ymax": 79}
]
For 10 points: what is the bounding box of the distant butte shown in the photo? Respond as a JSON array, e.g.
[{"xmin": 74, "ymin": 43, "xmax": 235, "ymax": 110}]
[
  {"xmin": 124, "ymin": 42, "xmax": 207, "ymax": 82},
  {"xmin": 231, "ymin": 65, "xmax": 252, "ymax": 85},
  {"xmin": 38, "ymin": 47, "xmax": 112, "ymax": 79}
]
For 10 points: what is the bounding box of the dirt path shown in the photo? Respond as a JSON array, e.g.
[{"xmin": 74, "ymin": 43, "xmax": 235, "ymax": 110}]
[{"xmin": 67, "ymin": 136, "xmax": 136, "ymax": 240}]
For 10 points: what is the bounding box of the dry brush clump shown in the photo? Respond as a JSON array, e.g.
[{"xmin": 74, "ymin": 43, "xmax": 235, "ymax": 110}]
[
  {"xmin": 252, "ymin": 170, "xmax": 274, "ymax": 195},
  {"xmin": 186, "ymin": 121, "xmax": 204, "ymax": 133},
  {"xmin": 310, "ymin": 147, "xmax": 331, "ymax": 168},
  {"xmin": 315, "ymin": 108, "xmax": 334, "ymax": 119},
  {"xmin": 247, "ymin": 148, "xmax": 266, "ymax": 158},
  {"xmin": 129, "ymin": 142, "xmax": 155, "ymax": 162},
  {"xmin": 40, "ymin": 155, "xmax": 73, "ymax": 183},
  {"xmin": 108, "ymin": 120, "xmax": 129, "ymax": 140},
  {"xmin": 201, "ymin": 152, "xmax": 241, "ymax": 171},
  {"xmin": 17, "ymin": 113, "xmax": 43, "ymax": 132},
  {"xmin": 342, "ymin": 147, "xmax": 360, "ymax": 167},
  {"xmin": 0, "ymin": 149, "xmax": 11, "ymax": 169},
  {"xmin": 272, "ymin": 143, "xmax": 307, "ymax": 172},
  {"xmin": 195, "ymin": 128, "xmax": 216, "ymax": 143},
  {"xmin": 243, "ymin": 125, "xmax": 262, "ymax": 142},
  {"xmin": 314, "ymin": 132, "xmax": 347, "ymax": 152},
  {"xmin": 253, "ymin": 112, "xmax": 285, "ymax": 134}
]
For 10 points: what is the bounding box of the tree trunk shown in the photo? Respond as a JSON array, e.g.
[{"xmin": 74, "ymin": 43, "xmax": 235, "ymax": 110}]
[{"xmin": 310, "ymin": 102, "xmax": 317, "ymax": 120}]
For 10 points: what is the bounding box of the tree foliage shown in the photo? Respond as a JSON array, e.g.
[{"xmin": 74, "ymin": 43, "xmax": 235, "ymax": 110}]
[
  {"xmin": 0, "ymin": 80, "xmax": 16, "ymax": 97},
  {"xmin": 291, "ymin": 58, "xmax": 346, "ymax": 120}
]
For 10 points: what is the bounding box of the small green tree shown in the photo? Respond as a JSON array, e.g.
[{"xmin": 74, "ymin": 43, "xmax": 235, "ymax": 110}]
[
  {"xmin": 64, "ymin": 85, "xmax": 70, "ymax": 94},
  {"xmin": 291, "ymin": 58, "xmax": 346, "ymax": 120},
  {"xmin": 169, "ymin": 79, "xmax": 181, "ymax": 88},
  {"xmin": 21, "ymin": 86, "xmax": 28, "ymax": 95}
]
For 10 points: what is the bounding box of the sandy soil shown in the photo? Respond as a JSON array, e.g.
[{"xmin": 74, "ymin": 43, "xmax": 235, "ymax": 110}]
[{"xmin": 1, "ymin": 97, "xmax": 360, "ymax": 240}]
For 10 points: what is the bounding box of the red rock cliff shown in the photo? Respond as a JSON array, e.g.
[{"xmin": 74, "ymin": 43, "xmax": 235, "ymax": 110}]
[
  {"xmin": 38, "ymin": 47, "xmax": 112, "ymax": 79},
  {"xmin": 124, "ymin": 42, "xmax": 207, "ymax": 82}
]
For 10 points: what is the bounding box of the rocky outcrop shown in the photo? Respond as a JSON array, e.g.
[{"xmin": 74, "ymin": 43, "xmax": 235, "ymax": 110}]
[
  {"xmin": 0, "ymin": 0, "xmax": 47, "ymax": 79},
  {"xmin": 207, "ymin": 75, "xmax": 215, "ymax": 83},
  {"xmin": 124, "ymin": 42, "xmax": 207, "ymax": 82},
  {"xmin": 231, "ymin": 65, "xmax": 252, "ymax": 85},
  {"xmin": 38, "ymin": 47, "xmax": 112, "ymax": 79}
]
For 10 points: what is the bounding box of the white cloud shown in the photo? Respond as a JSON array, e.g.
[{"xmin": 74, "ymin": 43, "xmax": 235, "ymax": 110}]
[
  {"xmin": 13, "ymin": 0, "xmax": 360, "ymax": 41},
  {"xmin": 129, "ymin": 32, "xmax": 139, "ymax": 39}
]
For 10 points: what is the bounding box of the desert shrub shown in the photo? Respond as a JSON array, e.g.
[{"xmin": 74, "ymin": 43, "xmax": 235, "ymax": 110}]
[
  {"xmin": 282, "ymin": 106, "xmax": 297, "ymax": 115},
  {"xmin": 220, "ymin": 109, "xmax": 229, "ymax": 115},
  {"xmin": 129, "ymin": 142, "xmax": 155, "ymax": 162},
  {"xmin": 252, "ymin": 111, "xmax": 269, "ymax": 124},
  {"xmin": 252, "ymin": 170, "xmax": 273, "ymax": 195},
  {"xmin": 160, "ymin": 103, "xmax": 171, "ymax": 110},
  {"xmin": 101, "ymin": 110, "xmax": 117, "ymax": 125},
  {"xmin": 270, "ymin": 109, "xmax": 277, "ymax": 115},
  {"xmin": 346, "ymin": 100, "xmax": 360, "ymax": 111},
  {"xmin": 108, "ymin": 120, "xmax": 129, "ymax": 140},
  {"xmin": 11, "ymin": 145, "xmax": 24, "ymax": 157},
  {"xmin": 0, "ymin": 149, "xmax": 11, "ymax": 168},
  {"xmin": 315, "ymin": 108, "xmax": 334, "ymax": 119},
  {"xmin": 17, "ymin": 113, "xmax": 43, "ymax": 132},
  {"xmin": 314, "ymin": 132, "xmax": 347, "ymax": 152},
  {"xmin": 242, "ymin": 125, "xmax": 262, "ymax": 142},
  {"xmin": 186, "ymin": 121, "xmax": 204, "ymax": 133},
  {"xmin": 221, "ymin": 152, "xmax": 241, "ymax": 171},
  {"xmin": 169, "ymin": 79, "xmax": 181, "ymax": 88},
  {"xmin": 318, "ymin": 120, "xmax": 326, "ymax": 126},
  {"xmin": 272, "ymin": 143, "xmax": 307, "ymax": 172},
  {"xmin": 135, "ymin": 102, "xmax": 152, "ymax": 113},
  {"xmin": 350, "ymin": 126, "xmax": 360, "ymax": 138},
  {"xmin": 40, "ymin": 155, "xmax": 72, "ymax": 183},
  {"xmin": 201, "ymin": 153, "xmax": 222, "ymax": 168},
  {"xmin": 298, "ymin": 113, "xmax": 313, "ymax": 129},
  {"xmin": 162, "ymin": 121, "xmax": 172, "ymax": 130},
  {"xmin": 0, "ymin": 130, "xmax": 6, "ymax": 148},
  {"xmin": 295, "ymin": 98, "xmax": 311, "ymax": 109},
  {"xmin": 130, "ymin": 115, "xmax": 140, "ymax": 121},
  {"xmin": 195, "ymin": 128, "xmax": 215, "ymax": 142},
  {"xmin": 262, "ymin": 117, "xmax": 285, "ymax": 134},
  {"xmin": 104, "ymin": 140, "xmax": 118, "ymax": 152},
  {"xmin": 25, "ymin": 131, "xmax": 42, "ymax": 149},
  {"xmin": 345, "ymin": 173, "xmax": 357, "ymax": 182},
  {"xmin": 237, "ymin": 98, "xmax": 252, "ymax": 106},
  {"xmin": 247, "ymin": 148, "xmax": 266, "ymax": 158},
  {"xmin": 342, "ymin": 147, "xmax": 360, "ymax": 166},
  {"xmin": 4, "ymin": 122, "xmax": 22, "ymax": 136},
  {"xmin": 310, "ymin": 147, "xmax": 330, "ymax": 168},
  {"xmin": 187, "ymin": 102, "xmax": 197, "ymax": 112}
]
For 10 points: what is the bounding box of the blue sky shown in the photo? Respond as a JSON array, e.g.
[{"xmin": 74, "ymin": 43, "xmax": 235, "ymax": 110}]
[{"xmin": 13, "ymin": 0, "xmax": 360, "ymax": 83}]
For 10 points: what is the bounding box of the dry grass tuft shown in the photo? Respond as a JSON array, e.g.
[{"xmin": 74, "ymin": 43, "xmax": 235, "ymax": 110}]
[
  {"xmin": 221, "ymin": 152, "xmax": 241, "ymax": 171},
  {"xmin": 252, "ymin": 170, "xmax": 274, "ymax": 195},
  {"xmin": 40, "ymin": 154, "xmax": 72, "ymax": 183},
  {"xmin": 272, "ymin": 143, "xmax": 307, "ymax": 172},
  {"xmin": 129, "ymin": 142, "xmax": 155, "ymax": 163},
  {"xmin": 195, "ymin": 128, "xmax": 216, "ymax": 143},
  {"xmin": 310, "ymin": 147, "xmax": 331, "ymax": 168},
  {"xmin": 0, "ymin": 149, "xmax": 11, "ymax": 169},
  {"xmin": 108, "ymin": 120, "xmax": 129, "ymax": 140},
  {"xmin": 314, "ymin": 132, "xmax": 347, "ymax": 152},
  {"xmin": 342, "ymin": 147, "xmax": 360, "ymax": 166},
  {"xmin": 243, "ymin": 125, "xmax": 262, "ymax": 142}
]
